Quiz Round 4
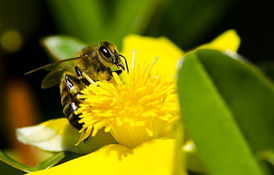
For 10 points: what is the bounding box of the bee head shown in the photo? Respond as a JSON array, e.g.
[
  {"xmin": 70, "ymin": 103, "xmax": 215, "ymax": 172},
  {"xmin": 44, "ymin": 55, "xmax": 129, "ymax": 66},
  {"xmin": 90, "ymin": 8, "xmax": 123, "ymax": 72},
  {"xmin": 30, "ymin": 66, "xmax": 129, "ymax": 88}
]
[{"xmin": 97, "ymin": 41, "xmax": 127, "ymax": 72}]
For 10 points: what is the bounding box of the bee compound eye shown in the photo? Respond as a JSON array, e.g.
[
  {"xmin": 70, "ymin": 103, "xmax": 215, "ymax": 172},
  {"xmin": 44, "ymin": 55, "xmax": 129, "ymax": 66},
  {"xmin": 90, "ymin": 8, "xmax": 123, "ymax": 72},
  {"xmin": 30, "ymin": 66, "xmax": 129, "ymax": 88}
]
[{"xmin": 99, "ymin": 46, "xmax": 111, "ymax": 58}]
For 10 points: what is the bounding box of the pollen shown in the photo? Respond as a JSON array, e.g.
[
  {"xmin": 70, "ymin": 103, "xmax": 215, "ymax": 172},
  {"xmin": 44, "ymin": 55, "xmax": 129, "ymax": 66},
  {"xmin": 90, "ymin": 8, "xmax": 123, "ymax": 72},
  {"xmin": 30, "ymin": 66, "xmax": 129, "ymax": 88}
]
[{"xmin": 76, "ymin": 56, "xmax": 179, "ymax": 147}]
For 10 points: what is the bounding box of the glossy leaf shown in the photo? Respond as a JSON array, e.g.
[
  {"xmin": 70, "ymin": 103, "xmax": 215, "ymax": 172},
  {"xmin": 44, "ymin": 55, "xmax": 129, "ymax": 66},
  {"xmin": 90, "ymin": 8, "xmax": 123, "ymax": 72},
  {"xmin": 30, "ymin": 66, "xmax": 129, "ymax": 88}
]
[
  {"xmin": 195, "ymin": 50, "xmax": 274, "ymax": 152},
  {"xmin": 0, "ymin": 150, "xmax": 64, "ymax": 172},
  {"xmin": 177, "ymin": 50, "xmax": 274, "ymax": 175},
  {"xmin": 42, "ymin": 36, "xmax": 87, "ymax": 60}
]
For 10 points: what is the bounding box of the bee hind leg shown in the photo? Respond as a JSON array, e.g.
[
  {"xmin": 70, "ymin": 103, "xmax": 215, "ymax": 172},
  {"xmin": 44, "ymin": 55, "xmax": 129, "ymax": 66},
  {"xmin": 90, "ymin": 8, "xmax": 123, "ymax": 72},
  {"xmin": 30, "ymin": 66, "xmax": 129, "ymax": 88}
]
[
  {"xmin": 74, "ymin": 66, "xmax": 96, "ymax": 85},
  {"xmin": 62, "ymin": 74, "xmax": 83, "ymax": 130}
]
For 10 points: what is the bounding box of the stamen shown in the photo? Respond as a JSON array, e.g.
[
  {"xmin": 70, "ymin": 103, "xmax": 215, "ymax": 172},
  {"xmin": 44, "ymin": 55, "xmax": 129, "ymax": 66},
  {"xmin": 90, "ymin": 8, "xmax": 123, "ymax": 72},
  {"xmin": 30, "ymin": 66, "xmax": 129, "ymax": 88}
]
[
  {"xmin": 148, "ymin": 56, "xmax": 160, "ymax": 72},
  {"xmin": 112, "ymin": 72, "xmax": 123, "ymax": 85},
  {"xmin": 76, "ymin": 52, "xmax": 179, "ymax": 147},
  {"xmin": 131, "ymin": 50, "xmax": 136, "ymax": 71}
]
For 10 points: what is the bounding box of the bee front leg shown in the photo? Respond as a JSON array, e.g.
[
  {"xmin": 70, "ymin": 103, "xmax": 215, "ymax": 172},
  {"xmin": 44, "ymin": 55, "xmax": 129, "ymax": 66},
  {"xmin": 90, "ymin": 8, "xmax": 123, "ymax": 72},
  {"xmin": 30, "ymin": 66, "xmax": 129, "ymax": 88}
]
[{"xmin": 74, "ymin": 66, "xmax": 96, "ymax": 85}]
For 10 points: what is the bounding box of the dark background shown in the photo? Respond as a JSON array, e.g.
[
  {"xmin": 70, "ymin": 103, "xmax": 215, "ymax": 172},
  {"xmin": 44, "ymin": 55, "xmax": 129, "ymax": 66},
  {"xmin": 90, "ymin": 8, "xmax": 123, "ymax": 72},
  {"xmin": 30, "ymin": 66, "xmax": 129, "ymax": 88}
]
[{"xmin": 0, "ymin": 0, "xmax": 273, "ymax": 172}]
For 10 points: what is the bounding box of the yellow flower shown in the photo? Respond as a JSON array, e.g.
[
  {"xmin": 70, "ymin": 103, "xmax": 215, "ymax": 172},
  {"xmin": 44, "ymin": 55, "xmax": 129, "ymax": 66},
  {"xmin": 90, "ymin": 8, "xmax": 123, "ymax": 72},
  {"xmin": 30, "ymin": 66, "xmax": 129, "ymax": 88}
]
[
  {"xmin": 17, "ymin": 29, "xmax": 240, "ymax": 175},
  {"xmin": 76, "ymin": 62, "xmax": 179, "ymax": 147},
  {"xmin": 196, "ymin": 30, "xmax": 240, "ymax": 51}
]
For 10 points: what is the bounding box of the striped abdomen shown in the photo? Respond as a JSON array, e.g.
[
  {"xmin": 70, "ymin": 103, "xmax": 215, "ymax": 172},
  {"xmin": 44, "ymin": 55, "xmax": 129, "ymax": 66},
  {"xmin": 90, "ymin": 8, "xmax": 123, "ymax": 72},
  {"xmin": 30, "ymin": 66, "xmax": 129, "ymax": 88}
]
[{"xmin": 60, "ymin": 72, "xmax": 86, "ymax": 130}]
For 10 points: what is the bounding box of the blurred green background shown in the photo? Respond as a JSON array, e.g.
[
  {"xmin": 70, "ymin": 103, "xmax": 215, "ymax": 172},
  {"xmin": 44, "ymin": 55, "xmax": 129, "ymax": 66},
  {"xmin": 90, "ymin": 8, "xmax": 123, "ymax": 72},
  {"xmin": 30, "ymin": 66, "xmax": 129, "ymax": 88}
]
[{"xmin": 0, "ymin": 0, "xmax": 273, "ymax": 174}]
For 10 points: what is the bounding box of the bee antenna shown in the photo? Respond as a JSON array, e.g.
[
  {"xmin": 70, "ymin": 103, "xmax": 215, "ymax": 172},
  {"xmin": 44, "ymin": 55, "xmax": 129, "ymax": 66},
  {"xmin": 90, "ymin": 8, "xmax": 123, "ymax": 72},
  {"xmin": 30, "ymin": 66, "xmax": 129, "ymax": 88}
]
[{"xmin": 119, "ymin": 54, "xmax": 129, "ymax": 73}]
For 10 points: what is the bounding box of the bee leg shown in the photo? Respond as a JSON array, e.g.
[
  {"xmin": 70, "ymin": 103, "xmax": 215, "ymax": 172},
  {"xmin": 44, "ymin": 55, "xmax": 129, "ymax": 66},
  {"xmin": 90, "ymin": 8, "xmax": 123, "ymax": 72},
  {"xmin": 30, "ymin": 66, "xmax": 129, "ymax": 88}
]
[
  {"xmin": 65, "ymin": 74, "xmax": 81, "ymax": 94},
  {"xmin": 62, "ymin": 74, "xmax": 83, "ymax": 130},
  {"xmin": 74, "ymin": 66, "xmax": 96, "ymax": 85}
]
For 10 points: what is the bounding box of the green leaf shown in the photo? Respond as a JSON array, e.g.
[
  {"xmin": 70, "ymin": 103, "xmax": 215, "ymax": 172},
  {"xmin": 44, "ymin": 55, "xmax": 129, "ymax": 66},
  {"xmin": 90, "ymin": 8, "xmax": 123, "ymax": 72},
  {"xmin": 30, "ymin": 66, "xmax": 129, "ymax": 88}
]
[
  {"xmin": 42, "ymin": 36, "xmax": 87, "ymax": 60},
  {"xmin": 112, "ymin": 0, "xmax": 163, "ymax": 44},
  {"xmin": 177, "ymin": 50, "xmax": 274, "ymax": 175},
  {"xmin": 196, "ymin": 51, "xmax": 274, "ymax": 152},
  {"xmin": 47, "ymin": 0, "xmax": 163, "ymax": 46},
  {"xmin": 0, "ymin": 150, "xmax": 65, "ymax": 172},
  {"xmin": 33, "ymin": 152, "xmax": 65, "ymax": 171},
  {"xmin": 47, "ymin": 0, "xmax": 103, "ymax": 43}
]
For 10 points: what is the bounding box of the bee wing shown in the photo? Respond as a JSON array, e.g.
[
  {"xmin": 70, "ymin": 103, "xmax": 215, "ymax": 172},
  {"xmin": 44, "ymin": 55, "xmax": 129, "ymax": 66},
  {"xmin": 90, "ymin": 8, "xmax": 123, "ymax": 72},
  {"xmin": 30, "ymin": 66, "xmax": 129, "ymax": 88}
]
[
  {"xmin": 25, "ymin": 57, "xmax": 81, "ymax": 89},
  {"xmin": 25, "ymin": 57, "xmax": 80, "ymax": 75},
  {"xmin": 41, "ymin": 68, "xmax": 67, "ymax": 89}
]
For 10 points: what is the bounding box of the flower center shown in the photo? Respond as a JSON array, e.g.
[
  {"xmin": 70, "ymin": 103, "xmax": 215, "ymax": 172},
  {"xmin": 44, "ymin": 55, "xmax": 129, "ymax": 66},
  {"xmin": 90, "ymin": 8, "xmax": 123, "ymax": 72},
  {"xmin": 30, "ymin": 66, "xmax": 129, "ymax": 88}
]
[{"xmin": 76, "ymin": 56, "xmax": 179, "ymax": 147}]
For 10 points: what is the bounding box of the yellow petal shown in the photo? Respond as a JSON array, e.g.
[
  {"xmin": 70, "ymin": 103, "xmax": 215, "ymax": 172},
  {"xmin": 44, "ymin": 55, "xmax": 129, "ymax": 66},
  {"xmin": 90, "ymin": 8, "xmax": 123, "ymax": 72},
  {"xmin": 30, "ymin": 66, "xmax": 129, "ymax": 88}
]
[
  {"xmin": 197, "ymin": 29, "xmax": 240, "ymax": 52},
  {"xmin": 122, "ymin": 35, "xmax": 184, "ymax": 78},
  {"xmin": 27, "ymin": 138, "xmax": 186, "ymax": 175},
  {"xmin": 16, "ymin": 118, "xmax": 116, "ymax": 154}
]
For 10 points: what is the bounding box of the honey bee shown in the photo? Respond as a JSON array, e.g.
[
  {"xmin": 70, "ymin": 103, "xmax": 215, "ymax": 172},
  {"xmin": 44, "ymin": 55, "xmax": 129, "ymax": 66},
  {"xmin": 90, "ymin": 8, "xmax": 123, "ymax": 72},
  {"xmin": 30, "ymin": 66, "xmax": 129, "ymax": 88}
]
[{"xmin": 26, "ymin": 41, "xmax": 128, "ymax": 130}]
